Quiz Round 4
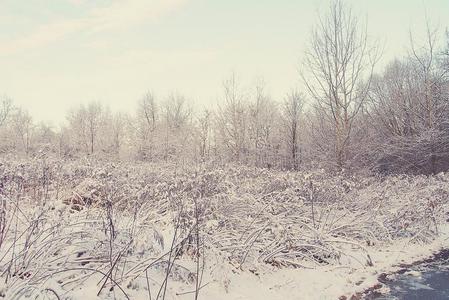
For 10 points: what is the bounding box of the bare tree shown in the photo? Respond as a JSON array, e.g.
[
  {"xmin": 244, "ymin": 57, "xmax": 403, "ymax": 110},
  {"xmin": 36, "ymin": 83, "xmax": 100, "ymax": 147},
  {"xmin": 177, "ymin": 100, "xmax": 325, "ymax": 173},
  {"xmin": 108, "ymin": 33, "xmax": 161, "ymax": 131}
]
[
  {"xmin": 196, "ymin": 109, "xmax": 212, "ymax": 160},
  {"xmin": 135, "ymin": 92, "xmax": 158, "ymax": 160},
  {"xmin": 12, "ymin": 108, "xmax": 34, "ymax": 155},
  {"xmin": 67, "ymin": 101, "xmax": 104, "ymax": 155},
  {"xmin": 443, "ymin": 29, "xmax": 449, "ymax": 72},
  {"xmin": 281, "ymin": 90, "xmax": 304, "ymax": 170},
  {"xmin": 302, "ymin": 0, "xmax": 379, "ymax": 170},
  {"xmin": 67, "ymin": 106, "xmax": 89, "ymax": 154},
  {"xmin": 367, "ymin": 22, "xmax": 449, "ymax": 174},
  {"xmin": 109, "ymin": 112, "xmax": 126, "ymax": 157},
  {"xmin": 368, "ymin": 60, "xmax": 417, "ymax": 137},
  {"xmin": 162, "ymin": 93, "xmax": 192, "ymax": 161},
  {"xmin": 164, "ymin": 93, "xmax": 191, "ymax": 130},
  {"xmin": 139, "ymin": 92, "xmax": 157, "ymax": 132},
  {"xmin": 86, "ymin": 101, "xmax": 103, "ymax": 155},
  {"xmin": 0, "ymin": 96, "xmax": 12, "ymax": 128},
  {"xmin": 409, "ymin": 20, "xmax": 442, "ymax": 130},
  {"xmin": 34, "ymin": 121, "xmax": 57, "ymax": 153},
  {"xmin": 216, "ymin": 74, "xmax": 248, "ymax": 162},
  {"xmin": 247, "ymin": 80, "xmax": 279, "ymax": 167}
]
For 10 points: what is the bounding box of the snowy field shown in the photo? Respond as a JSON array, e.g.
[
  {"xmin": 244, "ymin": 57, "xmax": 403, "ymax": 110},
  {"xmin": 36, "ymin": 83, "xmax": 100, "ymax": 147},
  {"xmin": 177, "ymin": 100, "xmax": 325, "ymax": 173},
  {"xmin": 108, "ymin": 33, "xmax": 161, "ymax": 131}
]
[{"xmin": 0, "ymin": 158, "xmax": 449, "ymax": 300}]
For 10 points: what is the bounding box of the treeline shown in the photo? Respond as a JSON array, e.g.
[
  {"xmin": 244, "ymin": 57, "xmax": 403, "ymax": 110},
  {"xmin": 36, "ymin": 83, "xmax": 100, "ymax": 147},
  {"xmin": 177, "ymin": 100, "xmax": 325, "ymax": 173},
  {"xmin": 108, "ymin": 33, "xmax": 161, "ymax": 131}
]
[{"xmin": 0, "ymin": 1, "xmax": 448, "ymax": 174}]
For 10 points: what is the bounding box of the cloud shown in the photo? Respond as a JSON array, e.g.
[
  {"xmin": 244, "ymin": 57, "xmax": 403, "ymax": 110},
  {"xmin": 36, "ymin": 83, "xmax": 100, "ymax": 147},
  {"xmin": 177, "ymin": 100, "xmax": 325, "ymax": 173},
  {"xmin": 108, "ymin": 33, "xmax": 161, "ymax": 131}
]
[
  {"xmin": 88, "ymin": 0, "xmax": 187, "ymax": 32},
  {"xmin": 1, "ymin": 20, "xmax": 84, "ymax": 54},
  {"xmin": 0, "ymin": 0, "xmax": 188, "ymax": 55}
]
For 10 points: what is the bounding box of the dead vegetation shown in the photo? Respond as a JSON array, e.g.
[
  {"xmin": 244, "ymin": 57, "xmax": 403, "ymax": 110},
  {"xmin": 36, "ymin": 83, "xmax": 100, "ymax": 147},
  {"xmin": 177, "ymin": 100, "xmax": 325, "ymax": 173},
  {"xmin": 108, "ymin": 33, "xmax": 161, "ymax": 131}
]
[{"xmin": 0, "ymin": 158, "xmax": 448, "ymax": 299}]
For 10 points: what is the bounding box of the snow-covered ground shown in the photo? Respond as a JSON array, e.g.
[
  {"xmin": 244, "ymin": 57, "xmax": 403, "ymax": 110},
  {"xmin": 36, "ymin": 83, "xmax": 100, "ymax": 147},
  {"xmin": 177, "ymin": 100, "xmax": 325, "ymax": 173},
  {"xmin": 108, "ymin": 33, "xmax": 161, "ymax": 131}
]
[
  {"xmin": 185, "ymin": 223, "xmax": 449, "ymax": 300},
  {"xmin": 0, "ymin": 158, "xmax": 448, "ymax": 299}
]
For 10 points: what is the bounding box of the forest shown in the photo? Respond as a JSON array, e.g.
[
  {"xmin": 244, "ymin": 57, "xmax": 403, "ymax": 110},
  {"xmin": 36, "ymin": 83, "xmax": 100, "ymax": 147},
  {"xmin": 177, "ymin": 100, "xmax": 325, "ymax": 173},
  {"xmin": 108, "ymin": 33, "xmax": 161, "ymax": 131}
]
[
  {"xmin": 1, "ymin": 1, "xmax": 449, "ymax": 299},
  {"xmin": 0, "ymin": 5, "xmax": 447, "ymax": 175}
]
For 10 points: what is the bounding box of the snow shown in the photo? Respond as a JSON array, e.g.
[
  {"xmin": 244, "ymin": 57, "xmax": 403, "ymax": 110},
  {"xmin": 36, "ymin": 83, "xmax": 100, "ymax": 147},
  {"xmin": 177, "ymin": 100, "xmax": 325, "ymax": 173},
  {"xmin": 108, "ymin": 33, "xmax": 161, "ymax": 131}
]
[
  {"xmin": 190, "ymin": 226, "xmax": 449, "ymax": 300},
  {"xmin": 0, "ymin": 159, "xmax": 449, "ymax": 299}
]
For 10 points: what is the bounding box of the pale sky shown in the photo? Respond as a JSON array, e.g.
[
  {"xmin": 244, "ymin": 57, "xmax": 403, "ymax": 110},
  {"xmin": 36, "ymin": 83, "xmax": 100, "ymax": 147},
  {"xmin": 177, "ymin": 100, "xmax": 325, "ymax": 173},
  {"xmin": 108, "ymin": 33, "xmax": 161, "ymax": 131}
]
[{"xmin": 1, "ymin": 0, "xmax": 448, "ymax": 124}]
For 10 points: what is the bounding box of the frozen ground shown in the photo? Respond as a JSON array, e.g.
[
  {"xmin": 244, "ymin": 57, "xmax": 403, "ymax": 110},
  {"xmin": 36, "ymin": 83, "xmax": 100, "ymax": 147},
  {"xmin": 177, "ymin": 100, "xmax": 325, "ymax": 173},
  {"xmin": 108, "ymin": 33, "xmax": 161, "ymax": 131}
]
[{"xmin": 0, "ymin": 158, "xmax": 448, "ymax": 299}]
